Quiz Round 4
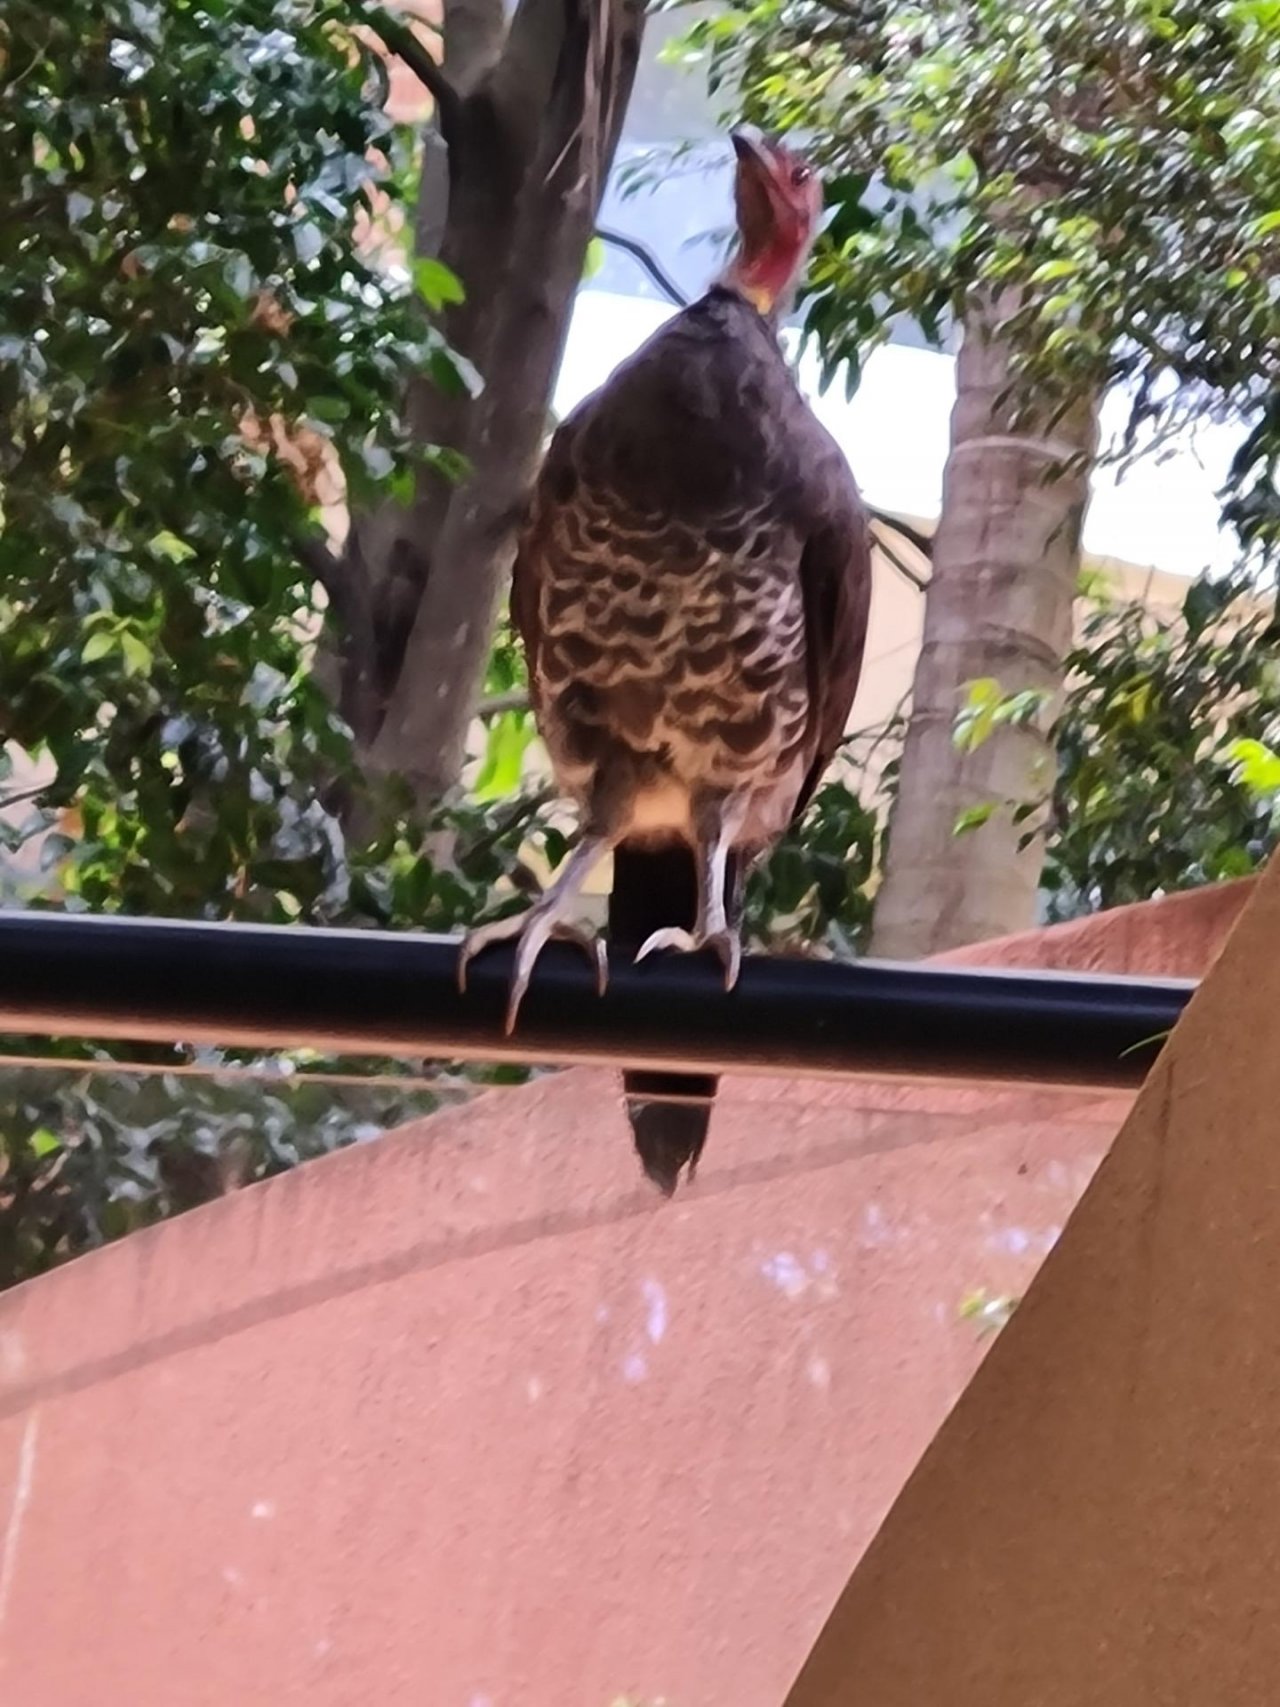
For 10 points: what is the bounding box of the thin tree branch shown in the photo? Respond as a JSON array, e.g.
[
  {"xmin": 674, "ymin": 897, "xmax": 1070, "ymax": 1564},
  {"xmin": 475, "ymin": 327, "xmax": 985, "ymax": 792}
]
[
  {"xmin": 596, "ymin": 225, "xmax": 689, "ymax": 307},
  {"xmin": 466, "ymin": 784, "xmax": 556, "ymax": 863},
  {"xmin": 869, "ymin": 506, "xmax": 935, "ymax": 565},
  {"xmin": 477, "ymin": 689, "xmax": 531, "ymax": 717},
  {"xmin": 355, "ymin": 2, "xmax": 463, "ymax": 139},
  {"xmin": 0, "ymin": 784, "xmax": 50, "ymax": 814},
  {"xmin": 873, "ymin": 531, "xmax": 929, "ymax": 593}
]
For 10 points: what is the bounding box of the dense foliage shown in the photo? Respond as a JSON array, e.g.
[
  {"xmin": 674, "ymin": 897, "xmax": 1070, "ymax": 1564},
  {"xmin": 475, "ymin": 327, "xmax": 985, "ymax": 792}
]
[
  {"xmin": 0, "ymin": 0, "xmax": 474, "ymax": 922},
  {"xmin": 1044, "ymin": 577, "xmax": 1280, "ymax": 917},
  {"xmin": 0, "ymin": 1050, "xmax": 458, "ymax": 1285},
  {"xmin": 672, "ymin": 0, "xmax": 1280, "ymax": 440},
  {"xmin": 952, "ymin": 573, "xmax": 1280, "ymax": 918}
]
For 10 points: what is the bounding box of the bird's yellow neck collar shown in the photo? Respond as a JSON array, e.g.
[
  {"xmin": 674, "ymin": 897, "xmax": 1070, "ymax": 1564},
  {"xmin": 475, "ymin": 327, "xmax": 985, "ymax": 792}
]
[
  {"xmin": 724, "ymin": 242, "xmax": 802, "ymax": 320},
  {"xmin": 740, "ymin": 281, "xmax": 778, "ymax": 315}
]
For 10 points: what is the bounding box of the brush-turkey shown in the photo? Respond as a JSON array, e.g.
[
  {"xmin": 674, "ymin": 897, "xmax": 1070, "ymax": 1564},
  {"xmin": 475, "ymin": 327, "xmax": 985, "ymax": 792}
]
[{"xmin": 460, "ymin": 130, "xmax": 872, "ymax": 1193}]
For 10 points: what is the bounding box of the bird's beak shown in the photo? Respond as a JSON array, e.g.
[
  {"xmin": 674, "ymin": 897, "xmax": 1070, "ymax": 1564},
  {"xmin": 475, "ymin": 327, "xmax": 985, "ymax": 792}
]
[
  {"xmin": 730, "ymin": 127, "xmax": 787, "ymax": 211},
  {"xmin": 730, "ymin": 127, "xmax": 771, "ymax": 174}
]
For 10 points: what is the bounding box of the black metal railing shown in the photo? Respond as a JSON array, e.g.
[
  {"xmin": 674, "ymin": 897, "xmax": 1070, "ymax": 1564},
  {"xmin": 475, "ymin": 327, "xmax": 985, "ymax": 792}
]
[{"xmin": 0, "ymin": 911, "xmax": 1193, "ymax": 1087}]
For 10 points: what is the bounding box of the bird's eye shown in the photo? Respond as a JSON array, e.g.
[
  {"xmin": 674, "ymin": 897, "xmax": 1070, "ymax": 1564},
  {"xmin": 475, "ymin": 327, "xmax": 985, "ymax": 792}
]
[{"xmin": 791, "ymin": 165, "xmax": 812, "ymax": 187}]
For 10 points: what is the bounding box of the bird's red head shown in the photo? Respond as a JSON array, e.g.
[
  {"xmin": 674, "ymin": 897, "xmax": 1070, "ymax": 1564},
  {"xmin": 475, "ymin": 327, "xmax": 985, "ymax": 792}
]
[{"xmin": 726, "ymin": 129, "xmax": 822, "ymax": 317}]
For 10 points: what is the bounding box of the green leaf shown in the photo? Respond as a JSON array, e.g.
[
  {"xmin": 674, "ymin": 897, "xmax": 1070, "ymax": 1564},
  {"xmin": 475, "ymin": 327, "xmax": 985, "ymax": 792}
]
[
  {"xmin": 30, "ymin": 1127, "xmax": 62, "ymax": 1159},
  {"xmin": 1182, "ymin": 576, "xmax": 1235, "ymax": 634},
  {"xmin": 1224, "ymin": 737, "xmax": 1280, "ymax": 798},
  {"xmin": 953, "ymin": 677, "xmax": 1003, "ymax": 751},
  {"xmin": 992, "ymin": 688, "xmax": 1051, "ymax": 729},
  {"xmin": 1039, "ymin": 292, "xmax": 1078, "ymax": 321},
  {"xmin": 962, "ymin": 677, "xmax": 1002, "ymax": 708},
  {"xmin": 582, "ymin": 236, "xmax": 605, "ymax": 281},
  {"xmin": 81, "ymin": 631, "xmax": 117, "ymax": 664},
  {"xmin": 413, "ymin": 257, "xmax": 465, "ymax": 311},
  {"xmin": 1030, "ymin": 258, "xmax": 1078, "ymax": 283},
  {"xmin": 120, "ymin": 632, "xmax": 153, "ymax": 677},
  {"xmin": 309, "ymin": 395, "xmax": 351, "ymax": 422},
  {"xmin": 149, "ymin": 530, "xmax": 195, "ymax": 563},
  {"xmin": 953, "ymin": 801, "xmax": 997, "ymax": 834},
  {"xmin": 474, "ymin": 713, "xmax": 535, "ymax": 800},
  {"xmin": 427, "ymin": 346, "xmax": 482, "ymax": 398}
]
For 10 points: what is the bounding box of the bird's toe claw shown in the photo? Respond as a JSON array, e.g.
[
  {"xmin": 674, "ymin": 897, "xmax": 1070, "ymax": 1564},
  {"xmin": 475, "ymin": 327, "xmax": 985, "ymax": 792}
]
[
  {"xmin": 704, "ymin": 927, "xmax": 743, "ymax": 991},
  {"xmin": 634, "ymin": 925, "xmax": 742, "ymax": 988},
  {"xmin": 587, "ymin": 933, "xmax": 609, "ymax": 998},
  {"xmin": 634, "ymin": 927, "xmax": 698, "ymax": 964},
  {"xmin": 459, "ymin": 906, "xmax": 609, "ymax": 1030},
  {"xmin": 457, "ymin": 913, "xmax": 526, "ymax": 995},
  {"xmin": 545, "ymin": 922, "xmax": 609, "ymax": 996},
  {"xmin": 502, "ymin": 964, "xmax": 533, "ymax": 1037}
]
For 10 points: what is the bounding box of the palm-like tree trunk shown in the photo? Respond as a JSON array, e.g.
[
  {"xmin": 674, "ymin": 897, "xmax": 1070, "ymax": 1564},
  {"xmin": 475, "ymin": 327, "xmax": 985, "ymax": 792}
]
[{"xmin": 870, "ymin": 292, "xmax": 1099, "ymax": 959}]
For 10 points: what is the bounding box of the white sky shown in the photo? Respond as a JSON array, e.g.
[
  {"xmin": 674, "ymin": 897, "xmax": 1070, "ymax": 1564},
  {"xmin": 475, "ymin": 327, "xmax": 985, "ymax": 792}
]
[{"xmin": 556, "ymin": 292, "xmax": 1241, "ymax": 583}]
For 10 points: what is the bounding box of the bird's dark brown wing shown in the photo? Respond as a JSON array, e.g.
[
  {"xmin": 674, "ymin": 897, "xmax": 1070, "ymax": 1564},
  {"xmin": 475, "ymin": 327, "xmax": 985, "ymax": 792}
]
[
  {"xmin": 509, "ymin": 421, "xmax": 576, "ymax": 724},
  {"xmin": 793, "ymin": 449, "xmax": 873, "ymax": 820}
]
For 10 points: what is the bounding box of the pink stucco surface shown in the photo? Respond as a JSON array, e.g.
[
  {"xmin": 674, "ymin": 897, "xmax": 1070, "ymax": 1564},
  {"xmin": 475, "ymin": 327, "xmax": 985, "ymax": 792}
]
[{"xmin": 0, "ymin": 883, "xmax": 1250, "ymax": 1706}]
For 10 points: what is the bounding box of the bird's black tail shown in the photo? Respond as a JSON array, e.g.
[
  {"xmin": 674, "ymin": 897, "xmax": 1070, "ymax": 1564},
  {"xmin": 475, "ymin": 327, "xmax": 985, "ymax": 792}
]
[{"xmin": 609, "ymin": 844, "xmax": 732, "ymax": 1195}]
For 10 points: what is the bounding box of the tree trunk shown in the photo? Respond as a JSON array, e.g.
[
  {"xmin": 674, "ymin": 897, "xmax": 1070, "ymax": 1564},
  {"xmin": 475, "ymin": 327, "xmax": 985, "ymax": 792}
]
[
  {"xmin": 334, "ymin": 0, "xmax": 646, "ymax": 814},
  {"xmin": 869, "ymin": 292, "xmax": 1099, "ymax": 959}
]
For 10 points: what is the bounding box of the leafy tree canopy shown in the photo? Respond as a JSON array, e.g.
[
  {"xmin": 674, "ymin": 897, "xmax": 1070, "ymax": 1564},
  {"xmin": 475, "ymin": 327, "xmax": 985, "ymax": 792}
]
[
  {"xmin": 1044, "ymin": 575, "xmax": 1280, "ymax": 916},
  {"xmin": 671, "ymin": 0, "xmax": 1280, "ymax": 468},
  {"xmin": 0, "ymin": 0, "xmax": 478, "ymax": 922}
]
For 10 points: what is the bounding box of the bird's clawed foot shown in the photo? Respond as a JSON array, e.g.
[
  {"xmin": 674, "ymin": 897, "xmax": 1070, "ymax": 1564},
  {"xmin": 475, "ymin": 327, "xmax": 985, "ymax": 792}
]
[
  {"xmin": 458, "ymin": 912, "xmax": 608, "ymax": 1035},
  {"xmin": 634, "ymin": 924, "xmax": 743, "ymax": 991}
]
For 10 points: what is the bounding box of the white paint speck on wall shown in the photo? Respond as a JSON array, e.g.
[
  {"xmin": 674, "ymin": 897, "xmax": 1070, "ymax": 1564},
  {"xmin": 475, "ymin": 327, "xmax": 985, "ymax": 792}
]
[
  {"xmin": 759, "ymin": 1251, "xmax": 809, "ymax": 1299},
  {"xmin": 987, "ymin": 1227, "xmax": 1032, "ymax": 1256},
  {"xmin": 759, "ymin": 1248, "xmax": 842, "ymax": 1300},
  {"xmin": 642, "ymin": 1278, "xmax": 668, "ymax": 1345}
]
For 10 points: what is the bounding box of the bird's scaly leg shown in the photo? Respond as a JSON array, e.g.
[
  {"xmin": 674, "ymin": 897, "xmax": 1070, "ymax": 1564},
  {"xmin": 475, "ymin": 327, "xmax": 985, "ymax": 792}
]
[
  {"xmin": 457, "ymin": 833, "xmax": 609, "ymax": 1034},
  {"xmin": 635, "ymin": 797, "xmax": 748, "ymax": 990}
]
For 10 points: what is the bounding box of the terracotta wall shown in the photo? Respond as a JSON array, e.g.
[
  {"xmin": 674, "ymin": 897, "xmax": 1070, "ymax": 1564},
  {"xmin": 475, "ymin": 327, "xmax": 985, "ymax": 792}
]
[{"xmin": 0, "ymin": 884, "xmax": 1249, "ymax": 1706}]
